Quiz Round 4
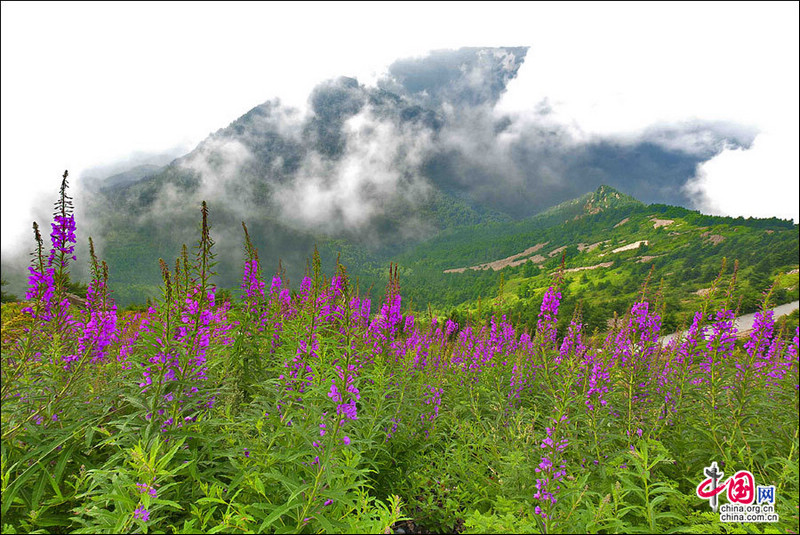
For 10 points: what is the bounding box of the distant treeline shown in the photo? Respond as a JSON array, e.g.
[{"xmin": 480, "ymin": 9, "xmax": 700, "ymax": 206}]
[{"xmin": 648, "ymin": 203, "xmax": 797, "ymax": 230}]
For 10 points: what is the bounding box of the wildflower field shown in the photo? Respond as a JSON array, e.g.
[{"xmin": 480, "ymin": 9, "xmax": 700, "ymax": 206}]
[{"xmin": 2, "ymin": 174, "xmax": 798, "ymax": 534}]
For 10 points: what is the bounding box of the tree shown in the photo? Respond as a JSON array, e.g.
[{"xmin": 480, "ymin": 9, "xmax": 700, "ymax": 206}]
[
  {"xmin": 523, "ymin": 260, "xmax": 539, "ymax": 278},
  {"xmin": 1, "ymin": 278, "xmax": 18, "ymax": 303}
]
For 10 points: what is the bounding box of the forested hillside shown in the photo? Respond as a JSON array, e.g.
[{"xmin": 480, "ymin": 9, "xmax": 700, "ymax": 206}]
[{"xmin": 376, "ymin": 186, "xmax": 799, "ymax": 334}]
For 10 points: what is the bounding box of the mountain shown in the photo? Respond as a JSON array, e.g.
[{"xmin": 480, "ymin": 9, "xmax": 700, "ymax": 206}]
[
  {"xmin": 99, "ymin": 164, "xmax": 165, "ymax": 190},
  {"xmin": 389, "ymin": 186, "xmax": 798, "ymax": 334},
  {"xmin": 59, "ymin": 47, "xmax": 767, "ymax": 307},
  {"xmin": 5, "ymin": 173, "xmax": 797, "ymax": 336},
  {"xmin": 527, "ymin": 184, "xmax": 643, "ymax": 223}
]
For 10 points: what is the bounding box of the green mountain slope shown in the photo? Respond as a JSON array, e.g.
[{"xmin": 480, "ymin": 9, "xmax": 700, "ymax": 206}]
[
  {"xmin": 4, "ymin": 180, "xmax": 796, "ymax": 339},
  {"xmin": 380, "ymin": 186, "xmax": 798, "ymax": 334},
  {"xmin": 67, "ymin": 49, "xmax": 752, "ymax": 308}
]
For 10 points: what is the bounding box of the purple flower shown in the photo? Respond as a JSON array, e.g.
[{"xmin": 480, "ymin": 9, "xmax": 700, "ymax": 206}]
[
  {"xmin": 743, "ymin": 310, "xmax": 775, "ymax": 379},
  {"xmin": 48, "ymin": 214, "xmax": 77, "ymax": 266},
  {"xmin": 692, "ymin": 308, "xmax": 737, "ymax": 385},
  {"xmin": 135, "ymin": 482, "xmax": 158, "ymax": 498},
  {"xmin": 559, "ymin": 319, "xmax": 586, "ymax": 362},
  {"xmin": 78, "ymin": 278, "xmax": 118, "ymax": 363},
  {"xmin": 133, "ymin": 506, "xmax": 150, "ymax": 522},
  {"xmin": 534, "ymin": 415, "xmax": 569, "ymax": 516},
  {"xmin": 328, "ymin": 381, "xmax": 341, "ymax": 403},
  {"xmin": 537, "ymin": 287, "xmax": 562, "ymax": 346},
  {"xmin": 343, "ymin": 435, "xmax": 351, "ymax": 446},
  {"xmin": 338, "ymin": 399, "xmax": 358, "ymax": 421}
]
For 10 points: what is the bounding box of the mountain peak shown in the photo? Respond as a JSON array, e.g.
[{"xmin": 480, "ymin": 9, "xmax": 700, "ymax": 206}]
[
  {"xmin": 594, "ymin": 184, "xmax": 621, "ymax": 196},
  {"xmin": 584, "ymin": 185, "xmax": 641, "ymax": 214}
]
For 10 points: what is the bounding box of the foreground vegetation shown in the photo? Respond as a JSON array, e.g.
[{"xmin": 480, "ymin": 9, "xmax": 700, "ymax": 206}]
[{"xmin": 2, "ymin": 175, "xmax": 798, "ymax": 533}]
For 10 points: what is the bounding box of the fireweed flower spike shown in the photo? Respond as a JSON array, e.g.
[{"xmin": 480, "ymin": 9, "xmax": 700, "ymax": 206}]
[
  {"xmin": 78, "ymin": 246, "xmax": 118, "ymax": 364},
  {"xmin": 744, "ymin": 309, "xmax": 775, "ymax": 376},
  {"xmin": 534, "ymin": 415, "xmax": 569, "ymax": 521},
  {"xmin": 695, "ymin": 308, "xmax": 737, "ymax": 390},
  {"xmin": 48, "ymin": 171, "xmax": 77, "ymax": 271},
  {"xmin": 537, "ymin": 286, "xmax": 561, "ymax": 348},
  {"xmin": 24, "ymin": 174, "xmax": 80, "ymax": 336},
  {"xmin": 135, "ymin": 205, "xmax": 235, "ymax": 432}
]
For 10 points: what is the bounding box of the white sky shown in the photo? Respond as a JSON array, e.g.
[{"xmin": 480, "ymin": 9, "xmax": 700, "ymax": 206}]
[{"xmin": 2, "ymin": 1, "xmax": 798, "ymax": 255}]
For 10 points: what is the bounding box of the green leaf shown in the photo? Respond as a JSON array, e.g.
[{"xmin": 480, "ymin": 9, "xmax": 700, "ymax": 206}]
[{"xmin": 258, "ymin": 502, "xmax": 301, "ymax": 532}]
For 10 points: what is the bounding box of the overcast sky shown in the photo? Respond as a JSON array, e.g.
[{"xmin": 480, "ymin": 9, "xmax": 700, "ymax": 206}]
[{"xmin": 2, "ymin": 1, "xmax": 798, "ymax": 255}]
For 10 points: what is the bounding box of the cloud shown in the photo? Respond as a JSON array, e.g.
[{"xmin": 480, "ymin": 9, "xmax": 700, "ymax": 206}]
[
  {"xmin": 382, "ymin": 47, "xmax": 528, "ymax": 108},
  {"xmin": 274, "ymin": 106, "xmax": 434, "ymax": 238},
  {"xmin": 684, "ymin": 131, "xmax": 800, "ymax": 222},
  {"xmin": 68, "ymin": 46, "xmax": 771, "ymax": 279},
  {"xmin": 179, "ymin": 137, "xmax": 254, "ymax": 200}
]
